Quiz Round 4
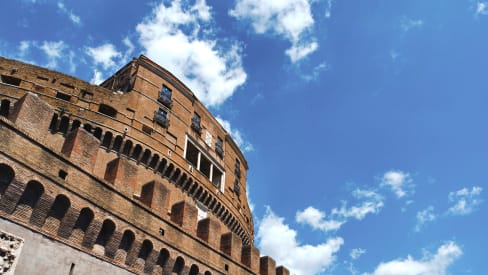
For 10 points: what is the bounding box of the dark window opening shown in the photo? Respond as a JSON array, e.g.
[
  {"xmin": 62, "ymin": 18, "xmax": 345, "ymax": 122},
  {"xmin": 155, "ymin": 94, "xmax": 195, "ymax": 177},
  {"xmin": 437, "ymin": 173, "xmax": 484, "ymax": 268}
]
[
  {"xmin": 233, "ymin": 179, "xmax": 240, "ymax": 196},
  {"xmin": 49, "ymin": 114, "xmax": 59, "ymax": 132},
  {"xmin": 98, "ymin": 104, "xmax": 117, "ymax": 118},
  {"xmin": 101, "ymin": 132, "xmax": 113, "ymax": 148},
  {"xmin": 131, "ymin": 145, "xmax": 142, "ymax": 160},
  {"xmin": 47, "ymin": 195, "xmax": 70, "ymax": 220},
  {"xmin": 56, "ymin": 92, "xmax": 71, "ymax": 102},
  {"xmin": 37, "ymin": 76, "xmax": 49, "ymax": 81},
  {"xmin": 138, "ymin": 240, "xmax": 153, "ymax": 260},
  {"xmin": 156, "ymin": 249, "xmax": 169, "ymax": 267},
  {"xmin": 58, "ymin": 170, "xmax": 68, "ymax": 180},
  {"xmin": 235, "ymin": 159, "xmax": 241, "ymax": 179},
  {"xmin": 122, "ymin": 140, "xmax": 132, "ymax": 156},
  {"xmin": 200, "ymin": 155, "xmax": 211, "ymax": 179},
  {"xmin": 73, "ymin": 208, "xmax": 94, "ymax": 232},
  {"xmin": 185, "ymin": 142, "xmax": 199, "ymax": 167},
  {"xmin": 149, "ymin": 155, "xmax": 159, "ymax": 169},
  {"xmin": 112, "ymin": 136, "xmax": 123, "ymax": 152},
  {"xmin": 140, "ymin": 149, "xmax": 151, "ymax": 164},
  {"xmin": 60, "ymin": 83, "xmax": 75, "ymax": 89},
  {"xmin": 1, "ymin": 99, "xmax": 10, "ymax": 118},
  {"xmin": 119, "ymin": 230, "xmax": 135, "ymax": 252},
  {"xmin": 83, "ymin": 123, "xmax": 92, "ymax": 133},
  {"xmin": 80, "ymin": 89, "xmax": 93, "ymax": 99},
  {"xmin": 215, "ymin": 137, "xmax": 223, "ymax": 158},
  {"xmin": 173, "ymin": 257, "xmax": 185, "ymax": 274},
  {"xmin": 71, "ymin": 120, "xmax": 81, "ymax": 131},
  {"xmin": 191, "ymin": 112, "xmax": 201, "ymax": 134},
  {"xmin": 59, "ymin": 116, "xmax": 70, "ymax": 134},
  {"xmin": 0, "ymin": 164, "xmax": 15, "ymax": 195},
  {"xmin": 93, "ymin": 127, "xmax": 103, "ymax": 140},
  {"xmin": 154, "ymin": 108, "xmax": 168, "ymax": 128},
  {"xmin": 95, "ymin": 220, "xmax": 115, "ymax": 247},
  {"xmin": 1, "ymin": 75, "xmax": 21, "ymax": 86},
  {"xmin": 213, "ymin": 169, "xmax": 223, "ymax": 188},
  {"xmin": 189, "ymin": 265, "xmax": 199, "ymax": 275},
  {"xmin": 17, "ymin": 181, "xmax": 44, "ymax": 208},
  {"xmin": 158, "ymin": 228, "xmax": 165, "ymax": 236},
  {"xmin": 159, "ymin": 85, "xmax": 172, "ymax": 108},
  {"xmin": 224, "ymin": 264, "xmax": 229, "ymax": 271}
]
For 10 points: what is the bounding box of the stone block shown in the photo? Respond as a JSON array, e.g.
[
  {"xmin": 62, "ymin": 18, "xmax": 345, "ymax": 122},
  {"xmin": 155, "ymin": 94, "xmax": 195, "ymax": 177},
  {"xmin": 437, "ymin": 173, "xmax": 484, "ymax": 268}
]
[
  {"xmin": 10, "ymin": 92, "xmax": 53, "ymax": 142},
  {"xmin": 61, "ymin": 127, "xmax": 100, "ymax": 173},
  {"xmin": 242, "ymin": 245, "xmax": 260, "ymax": 273},
  {"xmin": 220, "ymin": 232, "xmax": 242, "ymax": 262},
  {"xmin": 260, "ymin": 256, "xmax": 276, "ymax": 275},
  {"xmin": 276, "ymin": 266, "xmax": 290, "ymax": 275},
  {"xmin": 170, "ymin": 200, "xmax": 197, "ymax": 234},
  {"xmin": 104, "ymin": 157, "xmax": 138, "ymax": 196},
  {"xmin": 197, "ymin": 216, "xmax": 221, "ymax": 249},
  {"xmin": 137, "ymin": 180, "xmax": 170, "ymax": 215}
]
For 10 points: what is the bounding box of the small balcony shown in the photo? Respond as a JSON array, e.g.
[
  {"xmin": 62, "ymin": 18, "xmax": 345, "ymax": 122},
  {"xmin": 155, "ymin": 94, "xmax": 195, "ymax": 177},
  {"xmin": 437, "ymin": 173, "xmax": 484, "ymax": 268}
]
[{"xmin": 154, "ymin": 111, "xmax": 169, "ymax": 128}]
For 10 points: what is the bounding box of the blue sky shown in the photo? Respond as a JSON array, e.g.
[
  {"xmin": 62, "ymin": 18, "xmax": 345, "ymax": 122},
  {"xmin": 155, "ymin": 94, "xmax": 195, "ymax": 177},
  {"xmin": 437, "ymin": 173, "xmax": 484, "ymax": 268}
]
[{"xmin": 1, "ymin": 1, "xmax": 487, "ymax": 274}]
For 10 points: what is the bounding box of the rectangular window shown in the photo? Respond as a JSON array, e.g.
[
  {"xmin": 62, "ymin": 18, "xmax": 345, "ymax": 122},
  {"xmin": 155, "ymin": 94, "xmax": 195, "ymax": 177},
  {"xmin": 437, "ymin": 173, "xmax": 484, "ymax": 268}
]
[
  {"xmin": 215, "ymin": 137, "xmax": 223, "ymax": 158},
  {"xmin": 185, "ymin": 138, "xmax": 224, "ymax": 189},
  {"xmin": 191, "ymin": 112, "xmax": 201, "ymax": 134},
  {"xmin": 159, "ymin": 85, "xmax": 172, "ymax": 107},
  {"xmin": 235, "ymin": 159, "xmax": 241, "ymax": 179},
  {"xmin": 55, "ymin": 92, "xmax": 71, "ymax": 102},
  {"xmin": 1, "ymin": 75, "xmax": 21, "ymax": 86},
  {"xmin": 154, "ymin": 108, "xmax": 169, "ymax": 128}
]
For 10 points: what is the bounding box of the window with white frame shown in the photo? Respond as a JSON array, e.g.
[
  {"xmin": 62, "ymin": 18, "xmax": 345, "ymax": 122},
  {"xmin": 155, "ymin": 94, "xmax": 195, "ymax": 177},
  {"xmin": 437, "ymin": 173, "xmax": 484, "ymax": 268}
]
[{"xmin": 185, "ymin": 138, "xmax": 225, "ymax": 191}]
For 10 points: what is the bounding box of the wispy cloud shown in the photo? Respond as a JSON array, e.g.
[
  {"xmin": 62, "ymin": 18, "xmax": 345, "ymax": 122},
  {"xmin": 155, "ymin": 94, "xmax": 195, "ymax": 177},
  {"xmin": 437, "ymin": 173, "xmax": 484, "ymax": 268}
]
[
  {"xmin": 230, "ymin": 0, "xmax": 319, "ymax": 62},
  {"xmin": 381, "ymin": 170, "xmax": 414, "ymax": 198},
  {"xmin": 415, "ymin": 206, "xmax": 436, "ymax": 232},
  {"xmin": 367, "ymin": 241, "xmax": 462, "ymax": 275},
  {"xmin": 350, "ymin": 248, "xmax": 366, "ymax": 260},
  {"xmin": 86, "ymin": 43, "xmax": 122, "ymax": 70},
  {"xmin": 216, "ymin": 116, "xmax": 254, "ymax": 152},
  {"xmin": 57, "ymin": 2, "xmax": 81, "ymax": 26},
  {"xmin": 475, "ymin": 2, "xmax": 488, "ymax": 16},
  {"xmin": 447, "ymin": 186, "xmax": 483, "ymax": 216},
  {"xmin": 257, "ymin": 207, "xmax": 343, "ymax": 275},
  {"xmin": 296, "ymin": 188, "xmax": 384, "ymax": 232},
  {"xmin": 400, "ymin": 16, "xmax": 424, "ymax": 32},
  {"xmin": 136, "ymin": 0, "xmax": 246, "ymax": 107},
  {"xmin": 40, "ymin": 40, "xmax": 66, "ymax": 69}
]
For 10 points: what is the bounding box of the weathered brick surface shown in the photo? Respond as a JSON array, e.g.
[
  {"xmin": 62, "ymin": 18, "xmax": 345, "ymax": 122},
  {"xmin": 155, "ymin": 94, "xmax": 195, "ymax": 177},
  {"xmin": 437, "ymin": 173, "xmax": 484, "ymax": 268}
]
[
  {"xmin": 0, "ymin": 55, "xmax": 289, "ymax": 274},
  {"xmin": 276, "ymin": 266, "xmax": 290, "ymax": 275},
  {"xmin": 260, "ymin": 256, "xmax": 276, "ymax": 275}
]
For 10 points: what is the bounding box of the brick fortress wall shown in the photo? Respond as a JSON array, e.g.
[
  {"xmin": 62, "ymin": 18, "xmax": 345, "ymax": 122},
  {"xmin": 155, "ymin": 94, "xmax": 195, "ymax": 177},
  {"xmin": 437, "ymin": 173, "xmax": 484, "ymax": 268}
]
[{"xmin": 0, "ymin": 56, "xmax": 289, "ymax": 275}]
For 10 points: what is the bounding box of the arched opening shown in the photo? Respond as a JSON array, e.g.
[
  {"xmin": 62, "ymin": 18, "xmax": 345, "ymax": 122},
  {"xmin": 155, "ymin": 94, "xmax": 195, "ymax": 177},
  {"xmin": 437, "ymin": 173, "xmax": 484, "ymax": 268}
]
[
  {"xmin": 71, "ymin": 120, "xmax": 81, "ymax": 132},
  {"xmin": 118, "ymin": 230, "xmax": 135, "ymax": 252},
  {"xmin": 156, "ymin": 249, "xmax": 170, "ymax": 268},
  {"xmin": 138, "ymin": 240, "xmax": 153, "ymax": 261},
  {"xmin": 73, "ymin": 207, "xmax": 94, "ymax": 232},
  {"xmin": 149, "ymin": 154, "xmax": 159, "ymax": 169},
  {"xmin": 83, "ymin": 123, "xmax": 93, "ymax": 133},
  {"xmin": 101, "ymin": 132, "xmax": 113, "ymax": 148},
  {"xmin": 157, "ymin": 158, "xmax": 167, "ymax": 174},
  {"xmin": 15, "ymin": 180, "xmax": 44, "ymax": 220},
  {"xmin": 164, "ymin": 164, "xmax": 174, "ymax": 178},
  {"xmin": 189, "ymin": 264, "xmax": 199, "ymax": 275},
  {"xmin": 182, "ymin": 179, "xmax": 193, "ymax": 192},
  {"xmin": 98, "ymin": 104, "xmax": 117, "ymax": 118},
  {"xmin": 131, "ymin": 144, "xmax": 142, "ymax": 160},
  {"xmin": 49, "ymin": 113, "xmax": 59, "ymax": 132},
  {"xmin": 95, "ymin": 219, "xmax": 116, "ymax": 247},
  {"xmin": 0, "ymin": 164, "xmax": 15, "ymax": 195},
  {"xmin": 112, "ymin": 135, "xmax": 123, "ymax": 152},
  {"xmin": 122, "ymin": 140, "xmax": 133, "ymax": 156},
  {"xmin": 47, "ymin": 194, "xmax": 70, "ymax": 221},
  {"xmin": 204, "ymin": 271, "xmax": 212, "ymax": 275},
  {"xmin": 140, "ymin": 149, "xmax": 151, "ymax": 165},
  {"xmin": 93, "ymin": 127, "xmax": 103, "ymax": 140},
  {"xmin": 172, "ymin": 256, "xmax": 185, "ymax": 275},
  {"xmin": 176, "ymin": 173, "xmax": 187, "ymax": 187},
  {"xmin": 59, "ymin": 116, "xmax": 70, "ymax": 134},
  {"xmin": 170, "ymin": 168, "xmax": 181, "ymax": 182},
  {"xmin": 0, "ymin": 99, "xmax": 10, "ymax": 118}
]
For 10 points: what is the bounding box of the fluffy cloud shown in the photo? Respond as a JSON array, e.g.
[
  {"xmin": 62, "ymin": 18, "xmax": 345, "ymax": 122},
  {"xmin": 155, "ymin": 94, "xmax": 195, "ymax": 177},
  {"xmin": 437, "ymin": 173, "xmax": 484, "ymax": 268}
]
[
  {"xmin": 136, "ymin": 0, "xmax": 246, "ymax": 107},
  {"xmin": 447, "ymin": 186, "xmax": 483, "ymax": 215},
  {"xmin": 296, "ymin": 206, "xmax": 344, "ymax": 231},
  {"xmin": 257, "ymin": 207, "xmax": 343, "ymax": 275},
  {"xmin": 40, "ymin": 40, "xmax": 66, "ymax": 68},
  {"xmin": 476, "ymin": 2, "xmax": 488, "ymax": 16},
  {"xmin": 216, "ymin": 116, "xmax": 254, "ymax": 152},
  {"xmin": 381, "ymin": 170, "xmax": 414, "ymax": 198},
  {"xmin": 86, "ymin": 43, "xmax": 122, "ymax": 70},
  {"xmin": 57, "ymin": 2, "xmax": 81, "ymax": 25},
  {"xmin": 230, "ymin": 0, "xmax": 318, "ymax": 62},
  {"xmin": 296, "ymin": 189, "xmax": 383, "ymax": 233},
  {"xmin": 415, "ymin": 206, "xmax": 436, "ymax": 232},
  {"xmin": 368, "ymin": 242, "xmax": 462, "ymax": 275}
]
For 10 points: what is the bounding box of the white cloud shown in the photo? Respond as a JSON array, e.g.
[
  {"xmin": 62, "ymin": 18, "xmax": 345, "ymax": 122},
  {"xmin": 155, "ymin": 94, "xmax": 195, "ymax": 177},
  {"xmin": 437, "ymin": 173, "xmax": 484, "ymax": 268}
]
[
  {"xmin": 296, "ymin": 206, "xmax": 344, "ymax": 232},
  {"xmin": 90, "ymin": 69, "xmax": 104, "ymax": 85},
  {"xmin": 325, "ymin": 0, "xmax": 333, "ymax": 18},
  {"xmin": 476, "ymin": 2, "xmax": 488, "ymax": 15},
  {"xmin": 257, "ymin": 207, "xmax": 343, "ymax": 275},
  {"xmin": 415, "ymin": 206, "xmax": 436, "ymax": 232},
  {"xmin": 86, "ymin": 43, "xmax": 122, "ymax": 70},
  {"xmin": 447, "ymin": 186, "xmax": 483, "ymax": 216},
  {"xmin": 18, "ymin": 41, "xmax": 31, "ymax": 57},
  {"xmin": 230, "ymin": 0, "xmax": 318, "ymax": 62},
  {"xmin": 350, "ymin": 248, "xmax": 366, "ymax": 260},
  {"xmin": 381, "ymin": 170, "xmax": 414, "ymax": 198},
  {"xmin": 216, "ymin": 116, "xmax": 254, "ymax": 152},
  {"xmin": 40, "ymin": 40, "xmax": 66, "ymax": 68},
  {"xmin": 400, "ymin": 16, "xmax": 423, "ymax": 32},
  {"xmin": 368, "ymin": 241, "xmax": 462, "ymax": 275},
  {"xmin": 136, "ymin": 0, "xmax": 246, "ymax": 107},
  {"xmin": 331, "ymin": 189, "xmax": 384, "ymax": 220},
  {"xmin": 57, "ymin": 2, "xmax": 81, "ymax": 25}
]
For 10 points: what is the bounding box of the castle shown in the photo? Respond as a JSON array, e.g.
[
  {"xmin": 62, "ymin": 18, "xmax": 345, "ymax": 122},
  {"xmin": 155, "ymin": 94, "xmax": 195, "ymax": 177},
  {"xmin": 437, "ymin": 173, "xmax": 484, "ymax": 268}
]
[{"xmin": 0, "ymin": 55, "xmax": 289, "ymax": 275}]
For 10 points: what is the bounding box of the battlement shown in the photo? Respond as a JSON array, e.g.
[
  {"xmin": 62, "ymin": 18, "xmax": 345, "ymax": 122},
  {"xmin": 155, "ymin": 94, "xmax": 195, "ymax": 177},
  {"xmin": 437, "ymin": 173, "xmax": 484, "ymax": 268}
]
[{"xmin": 0, "ymin": 56, "xmax": 288, "ymax": 274}]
